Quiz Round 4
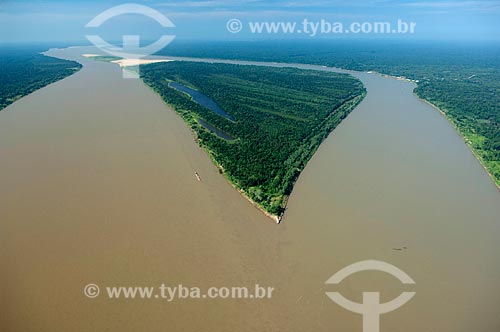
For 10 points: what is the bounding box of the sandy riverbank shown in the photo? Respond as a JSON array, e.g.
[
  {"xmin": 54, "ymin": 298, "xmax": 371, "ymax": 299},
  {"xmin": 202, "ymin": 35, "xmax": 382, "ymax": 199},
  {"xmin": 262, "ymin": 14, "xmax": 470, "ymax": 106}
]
[
  {"xmin": 111, "ymin": 58, "xmax": 173, "ymax": 67},
  {"xmin": 82, "ymin": 54, "xmax": 173, "ymax": 68}
]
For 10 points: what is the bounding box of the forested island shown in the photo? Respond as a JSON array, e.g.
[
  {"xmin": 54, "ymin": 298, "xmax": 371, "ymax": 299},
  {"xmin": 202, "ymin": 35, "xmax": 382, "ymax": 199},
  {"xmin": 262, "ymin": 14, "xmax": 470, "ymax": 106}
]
[
  {"xmin": 0, "ymin": 46, "xmax": 81, "ymax": 110},
  {"xmin": 157, "ymin": 40, "xmax": 500, "ymax": 187},
  {"xmin": 141, "ymin": 62, "xmax": 365, "ymax": 219}
]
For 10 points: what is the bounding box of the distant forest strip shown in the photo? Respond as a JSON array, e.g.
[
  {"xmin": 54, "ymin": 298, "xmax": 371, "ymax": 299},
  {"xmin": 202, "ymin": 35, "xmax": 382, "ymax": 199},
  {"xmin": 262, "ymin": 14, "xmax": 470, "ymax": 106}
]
[
  {"xmin": 0, "ymin": 47, "xmax": 82, "ymax": 110},
  {"xmin": 157, "ymin": 40, "xmax": 500, "ymax": 187},
  {"xmin": 141, "ymin": 62, "xmax": 366, "ymax": 217}
]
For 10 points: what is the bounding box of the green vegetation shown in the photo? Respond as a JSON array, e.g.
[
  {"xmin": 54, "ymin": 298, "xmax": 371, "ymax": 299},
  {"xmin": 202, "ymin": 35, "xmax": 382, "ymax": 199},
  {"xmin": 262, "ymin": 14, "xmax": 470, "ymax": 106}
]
[
  {"xmin": 0, "ymin": 47, "xmax": 82, "ymax": 110},
  {"xmin": 414, "ymin": 72, "xmax": 500, "ymax": 186},
  {"xmin": 141, "ymin": 62, "xmax": 365, "ymax": 217},
  {"xmin": 158, "ymin": 40, "xmax": 500, "ymax": 187}
]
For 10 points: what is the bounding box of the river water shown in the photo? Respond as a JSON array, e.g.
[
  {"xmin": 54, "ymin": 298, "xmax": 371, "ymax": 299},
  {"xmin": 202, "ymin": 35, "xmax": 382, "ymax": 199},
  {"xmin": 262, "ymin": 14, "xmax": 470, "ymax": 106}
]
[
  {"xmin": 169, "ymin": 82, "xmax": 235, "ymax": 121},
  {"xmin": 1, "ymin": 46, "xmax": 499, "ymax": 332}
]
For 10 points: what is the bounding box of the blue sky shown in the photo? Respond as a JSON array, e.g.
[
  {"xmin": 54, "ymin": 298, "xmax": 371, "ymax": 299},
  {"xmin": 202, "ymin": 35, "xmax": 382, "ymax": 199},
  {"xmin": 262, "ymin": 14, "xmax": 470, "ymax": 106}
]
[{"xmin": 1, "ymin": 0, "xmax": 500, "ymax": 43}]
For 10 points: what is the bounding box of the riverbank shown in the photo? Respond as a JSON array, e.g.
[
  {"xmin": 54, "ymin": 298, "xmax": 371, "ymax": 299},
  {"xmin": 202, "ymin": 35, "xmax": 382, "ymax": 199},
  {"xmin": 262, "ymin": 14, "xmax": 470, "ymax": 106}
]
[
  {"xmin": 88, "ymin": 53, "xmax": 500, "ymax": 196},
  {"xmin": 133, "ymin": 73, "xmax": 282, "ymax": 223},
  {"xmin": 366, "ymin": 70, "xmax": 500, "ymax": 190},
  {"xmin": 139, "ymin": 60, "xmax": 365, "ymax": 224},
  {"xmin": 195, "ymin": 136, "xmax": 283, "ymax": 224},
  {"xmin": 418, "ymin": 97, "xmax": 500, "ymax": 190},
  {"xmin": 5, "ymin": 46, "xmax": 500, "ymax": 332}
]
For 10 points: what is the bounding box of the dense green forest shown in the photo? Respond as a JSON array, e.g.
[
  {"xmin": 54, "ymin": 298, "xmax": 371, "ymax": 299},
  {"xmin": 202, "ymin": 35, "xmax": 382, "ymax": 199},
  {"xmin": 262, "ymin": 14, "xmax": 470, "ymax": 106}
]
[
  {"xmin": 0, "ymin": 46, "xmax": 81, "ymax": 110},
  {"xmin": 158, "ymin": 40, "xmax": 500, "ymax": 187},
  {"xmin": 141, "ymin": 62, "xmax": 365, "ymax": 217}
]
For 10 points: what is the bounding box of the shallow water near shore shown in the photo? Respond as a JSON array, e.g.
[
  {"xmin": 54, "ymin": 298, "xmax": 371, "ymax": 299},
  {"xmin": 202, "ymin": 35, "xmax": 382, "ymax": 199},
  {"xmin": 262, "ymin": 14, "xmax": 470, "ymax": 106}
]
[{"xmin": 1, "ymin": 46, "xmax": 500, "ymax": 332}]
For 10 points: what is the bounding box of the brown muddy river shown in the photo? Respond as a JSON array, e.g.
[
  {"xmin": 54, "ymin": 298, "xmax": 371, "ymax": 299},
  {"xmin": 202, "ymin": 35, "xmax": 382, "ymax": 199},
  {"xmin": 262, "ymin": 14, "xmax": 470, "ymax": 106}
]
[{"xmin": 1, "ymin": 46, "xmax": 499, "ymax": 332}]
